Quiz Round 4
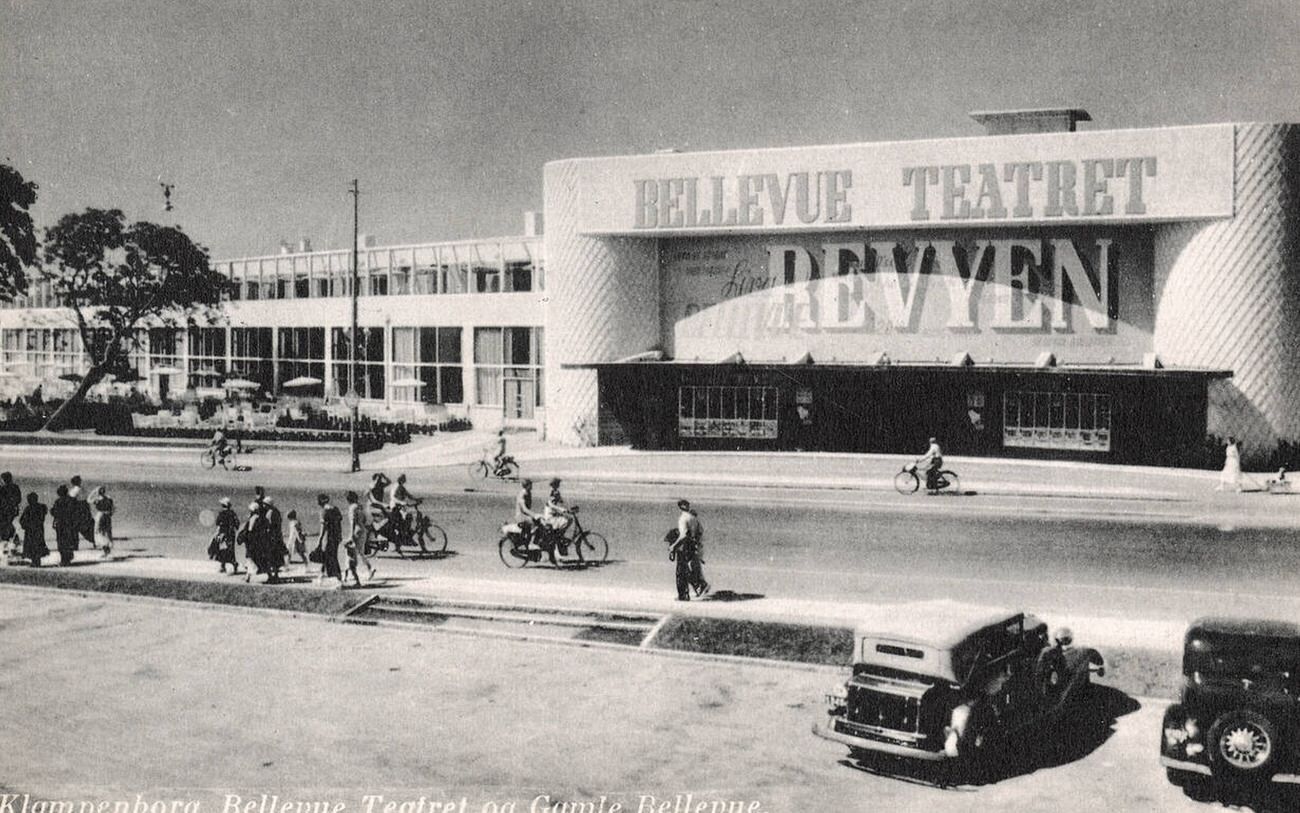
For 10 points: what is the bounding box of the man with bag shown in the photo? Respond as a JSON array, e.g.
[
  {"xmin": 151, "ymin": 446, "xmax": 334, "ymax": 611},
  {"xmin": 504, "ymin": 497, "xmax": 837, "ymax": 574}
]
[{"xmin": 668, "ymin": 499, "xmax": 709, "ymax": 601}]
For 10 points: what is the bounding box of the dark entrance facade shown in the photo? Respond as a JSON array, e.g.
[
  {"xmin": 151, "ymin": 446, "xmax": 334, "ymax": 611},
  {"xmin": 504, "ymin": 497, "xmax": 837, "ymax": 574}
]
[{"xmin": 588, "ymin": 362, "xmax": 1226, "ymax": 465}]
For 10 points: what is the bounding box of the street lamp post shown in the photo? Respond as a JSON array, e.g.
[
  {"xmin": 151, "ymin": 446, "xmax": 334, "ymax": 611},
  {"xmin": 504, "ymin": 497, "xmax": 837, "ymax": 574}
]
[{"xmin": 348, "ymin": 179, "xmax": 360, "ymax": 473}]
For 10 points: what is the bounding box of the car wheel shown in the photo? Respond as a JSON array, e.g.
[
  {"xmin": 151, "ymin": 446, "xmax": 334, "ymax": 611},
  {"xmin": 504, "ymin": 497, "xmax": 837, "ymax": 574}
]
[{"xmin": 1208, "ymin": 710, "xmax": 1278, "ymax": 777}]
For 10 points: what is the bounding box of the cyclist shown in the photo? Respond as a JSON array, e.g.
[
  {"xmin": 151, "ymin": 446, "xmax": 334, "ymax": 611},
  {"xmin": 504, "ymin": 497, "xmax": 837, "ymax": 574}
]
[
  {"xmin": 387, "ymin": 473, "xmax": 420, "ymax": 543},
  {"xmin": 490, "ymin": 428, "xmax": 513, "ymax": 475},
  {"xmin": 209, "ymin": 428, "xmax": 232, "ymax": 467},
  {"xmin": 542, "ymin": 477, "xmax": 573, "ymax": 556},
  {"xmin": 367, "ymin": 472, "xmax": 393, "ymax": 540},
  {"xmin": 916, "ymin": 437, "xmax": 944, "ymax": 491},
  {"xmin": 514, "ymin": 478, "xmax": 551, "ymax": 563}
]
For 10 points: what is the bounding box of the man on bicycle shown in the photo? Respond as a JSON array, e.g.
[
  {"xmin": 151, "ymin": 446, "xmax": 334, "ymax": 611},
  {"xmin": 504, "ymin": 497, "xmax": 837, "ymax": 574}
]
[
  {"xmin": 387, "ymin": 473, "xmax": 420, "ymax": 543},
  {"xmin": 543, "ymin": 478, "xmax": 573, "ymax": 556},
  {"xmin": 367, "ymin": 472, "xmax": 393, "ymax": 538},
  {"xmin": 209, "ymin": 428, "xmax": 232, "ymax": 466},
  {"xmin": 917, "ymin": 437, "xmax": 944, "ymax": 491},
  {"xmin": 491, "ymin": 428, "xmax": 513, "ymax": 475},
  {"xmin": 514, "ymin": 478, "xmax": 553, "ymax": 565}
]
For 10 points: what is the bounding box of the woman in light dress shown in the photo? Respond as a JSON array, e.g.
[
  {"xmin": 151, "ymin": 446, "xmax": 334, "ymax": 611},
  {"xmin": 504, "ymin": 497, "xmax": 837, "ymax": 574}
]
[{"xmin": 1218, "ymin": 436, "xmax": 1242, "ymax": 492}]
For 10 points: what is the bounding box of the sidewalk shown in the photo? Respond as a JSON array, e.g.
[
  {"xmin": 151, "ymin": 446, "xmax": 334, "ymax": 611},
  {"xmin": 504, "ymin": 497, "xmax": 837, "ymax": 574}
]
[{"xmin": 15, "ymin": 547, "xmax": 1189, "ymax": 658}]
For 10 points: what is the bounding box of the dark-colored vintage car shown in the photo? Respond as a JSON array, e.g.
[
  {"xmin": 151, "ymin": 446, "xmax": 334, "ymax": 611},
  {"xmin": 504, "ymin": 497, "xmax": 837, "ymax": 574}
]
[
  {"xmin": 1161, "ymin": 617, "xmax": 1300, "ymax": 786},
  {"xmin": 813, "ymin": 601, "xmax": 1105, "ymax": 767}
]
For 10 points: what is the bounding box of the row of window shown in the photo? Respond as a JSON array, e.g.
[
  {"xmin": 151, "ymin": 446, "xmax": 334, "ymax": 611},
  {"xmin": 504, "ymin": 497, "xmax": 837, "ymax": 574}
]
[
  {"xmin": 0, "ymin": 326, "xmax": 543, "ymax": 408},
  {"xmin": 0, "ymin": 241, "xmax": 544, "ymax": 309}
]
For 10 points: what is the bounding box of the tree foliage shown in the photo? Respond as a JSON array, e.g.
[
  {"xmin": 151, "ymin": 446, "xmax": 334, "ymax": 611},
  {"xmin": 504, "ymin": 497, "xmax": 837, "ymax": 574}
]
[
  {"xmin": 39, "ymin": 207, "xmax": 229, "ymax": 430},
  {"xmin": 0, "ymin": 163, "xmax": 39, "ymax": 300}
]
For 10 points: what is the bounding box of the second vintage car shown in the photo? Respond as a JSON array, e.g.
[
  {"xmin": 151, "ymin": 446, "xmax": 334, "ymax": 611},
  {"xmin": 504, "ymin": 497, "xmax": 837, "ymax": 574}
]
[
  {"xmin": 1161, "ymin": 617, "xmax": 1300, "ymax": 787},
  {"xmin": 813, "ymin": 601, "xmax": 1104, "ymax": 772}
]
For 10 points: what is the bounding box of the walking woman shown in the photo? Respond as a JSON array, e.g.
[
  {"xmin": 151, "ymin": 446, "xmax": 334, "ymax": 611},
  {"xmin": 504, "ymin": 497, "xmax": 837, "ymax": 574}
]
[
  {"xmin": 19, "ymin": 492, "xmax": 48, "ymax": 567},
  {"xmin": 91, "ymin": 486, "xmax": 114, "ymax": 557},
  {"xmin": 211, "ymin": 497, "xmax": 241, "ymax": 575},
  {"xmin": 50, "ymin": 485, "xmax": 77, "ymax": 566},
  {"xmin": 1218, "ymin": 436, "xmax": 1243, "ymax": 492},
  {"xmin": 316, "ymin": 494, "xmax": 344, "ymax": 588}
]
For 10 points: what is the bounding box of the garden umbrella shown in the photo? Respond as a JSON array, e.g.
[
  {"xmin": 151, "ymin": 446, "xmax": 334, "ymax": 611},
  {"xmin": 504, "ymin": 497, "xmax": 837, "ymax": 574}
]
[
  {"xmin": 283, "ymin": 376, "xmax": 323, "ymax": 388},
  {"xmin": 223, "ymin": 378, "xmax": 260, "ymax": 390}
]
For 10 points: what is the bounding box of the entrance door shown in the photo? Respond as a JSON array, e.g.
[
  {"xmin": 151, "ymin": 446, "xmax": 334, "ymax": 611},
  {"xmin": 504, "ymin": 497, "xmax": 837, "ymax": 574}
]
[{"xmin": 503, "ymin": 376, "xmax": 535, "ymax": 424}]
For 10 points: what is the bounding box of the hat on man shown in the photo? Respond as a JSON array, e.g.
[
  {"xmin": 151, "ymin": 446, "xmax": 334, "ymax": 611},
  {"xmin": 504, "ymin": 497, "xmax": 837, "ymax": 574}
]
[
  {"xmin": 521, "ymin": 478, "xmax": 533, "ymax": 487},
  {"xmin": 549, "ymin": 477, "xmax": 562, "ymax": 488},
  {"xmin": 677, "ymin": 499, "xmax": 691, "ymax": 510},
  {"xmin": 219, "ymin": 497, "xmax": 231, "ymax": 507}
]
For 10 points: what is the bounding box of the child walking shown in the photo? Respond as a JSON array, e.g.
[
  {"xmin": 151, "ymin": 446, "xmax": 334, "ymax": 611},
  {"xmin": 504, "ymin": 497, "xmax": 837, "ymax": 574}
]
[{"xmin": 286, "ymin": 509, "xmax": 309, "ymax": 567}]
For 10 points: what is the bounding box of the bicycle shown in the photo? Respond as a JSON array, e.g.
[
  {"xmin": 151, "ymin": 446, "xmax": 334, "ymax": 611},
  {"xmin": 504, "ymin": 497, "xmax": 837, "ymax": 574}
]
[
  {"xmin": 894, "ymin": 463, "xmax": 961, "ymax": 495},
  {"xmin": 468, "ymin": 455, "xmax": 519, "ymax": 481},
  {"xmin": 498, "ymin": 504, "xmax": 608, "ymax": 568},
  {"xmin": 200, "ymin": 447, "xmax": 237, "ymax": 471},
  {"xmin": 364, "ymin": 503, "xmax": 448, "ymax": 558}
]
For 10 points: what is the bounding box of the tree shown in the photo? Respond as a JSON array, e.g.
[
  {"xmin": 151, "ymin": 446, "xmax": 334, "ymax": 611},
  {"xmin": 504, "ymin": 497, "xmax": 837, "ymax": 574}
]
[
  {"xmin": 39, "ymin": 208, "xmax": 229, "ymax": 431},
  {"xmin": 0, "ymin": 163, "xmax": 39, "ymax": 300}
]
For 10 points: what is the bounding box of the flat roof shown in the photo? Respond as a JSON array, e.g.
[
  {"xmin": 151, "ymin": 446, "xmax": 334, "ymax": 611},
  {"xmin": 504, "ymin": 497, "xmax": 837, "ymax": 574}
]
[
  {"xmin": 565, "ymin": 359, "xmax": 1233, "ymax": 379},
  {"xmin": 853, "ymin": 600, "xmax": 1018, "ymax": 650}
]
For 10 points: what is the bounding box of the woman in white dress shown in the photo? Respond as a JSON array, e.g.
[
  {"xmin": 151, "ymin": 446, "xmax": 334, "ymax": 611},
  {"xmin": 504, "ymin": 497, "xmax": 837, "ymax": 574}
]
[{"xmin": 1218, "ymin": 436, "xmax": 1242, "ymax": 492}]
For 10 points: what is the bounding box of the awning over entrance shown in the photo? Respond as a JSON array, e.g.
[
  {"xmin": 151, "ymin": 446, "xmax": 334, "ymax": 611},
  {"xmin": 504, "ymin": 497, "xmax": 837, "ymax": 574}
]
[
  {"xmin": 571, "ymin": 353, "xmax": 1232, "ymax": 463},
  {"xmin": 564, "ymin": 355, "xmax": 1233, "ymax": 380}
]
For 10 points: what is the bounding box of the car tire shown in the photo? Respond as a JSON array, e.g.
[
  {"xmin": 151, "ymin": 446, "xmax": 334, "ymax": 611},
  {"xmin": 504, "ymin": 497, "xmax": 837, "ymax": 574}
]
[{"xmin": 1208, "ymin": 709, "xmax": 1279, "ymax": 778}]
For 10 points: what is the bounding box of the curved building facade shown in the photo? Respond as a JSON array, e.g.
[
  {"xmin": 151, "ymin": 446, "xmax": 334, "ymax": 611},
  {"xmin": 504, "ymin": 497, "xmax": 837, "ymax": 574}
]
[{"xmin": 545, "ymin": 113, "xmax": 1300, "ymax": 462}]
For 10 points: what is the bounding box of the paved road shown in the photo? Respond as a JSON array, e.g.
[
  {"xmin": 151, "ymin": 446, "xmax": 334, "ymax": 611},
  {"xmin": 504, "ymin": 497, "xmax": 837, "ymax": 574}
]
[
  {"xmin": 3, "ymin": 448, "xmax": 1299, "ymax": 624},
  {"xmin": 8, "ymin": 590, "xmax": 1292, "ymax": 813}
]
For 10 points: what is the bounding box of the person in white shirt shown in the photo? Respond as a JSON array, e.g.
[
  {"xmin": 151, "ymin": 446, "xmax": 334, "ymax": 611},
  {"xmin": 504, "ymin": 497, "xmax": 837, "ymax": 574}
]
[
  {"xmin": 671, "ymin": 499, "xmax": 709, "ymax": 600},
  {"xmin": 917, "ymin": 437, "xmax": 944, "ymax": 491}
]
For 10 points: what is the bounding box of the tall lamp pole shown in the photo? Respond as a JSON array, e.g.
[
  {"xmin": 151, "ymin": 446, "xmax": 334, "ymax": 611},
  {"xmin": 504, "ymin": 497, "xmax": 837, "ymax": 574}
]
[{"xmin": 347, "ymin": 179, "xmax": 361, "ymax": 472}]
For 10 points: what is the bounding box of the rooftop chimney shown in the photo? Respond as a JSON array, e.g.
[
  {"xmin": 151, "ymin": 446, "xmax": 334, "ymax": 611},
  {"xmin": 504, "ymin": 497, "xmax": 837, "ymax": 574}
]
[
  {"xmin": 969, "ymin": 108, "xmax": 1091, "ymax": 135},
  {"xmin": 523, "ymin": 211, "xmax": 543, "ymax": 237}
]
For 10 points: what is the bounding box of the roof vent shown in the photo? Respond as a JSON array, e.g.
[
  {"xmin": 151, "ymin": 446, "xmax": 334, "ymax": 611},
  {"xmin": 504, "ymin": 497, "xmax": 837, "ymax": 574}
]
[{"xmin": 969, "ymin": 108, "xmax": 1091, "ymax": 135}]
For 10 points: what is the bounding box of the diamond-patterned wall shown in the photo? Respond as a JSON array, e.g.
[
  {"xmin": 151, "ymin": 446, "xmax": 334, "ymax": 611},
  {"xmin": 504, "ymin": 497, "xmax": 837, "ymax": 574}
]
[
  {"xmin": 1153, "ymin": 124, "xmax": 1300, "ymax": 457},
  {"xmin": 543, "ymin": 161, "xmax": 660, "ymax": 446}
]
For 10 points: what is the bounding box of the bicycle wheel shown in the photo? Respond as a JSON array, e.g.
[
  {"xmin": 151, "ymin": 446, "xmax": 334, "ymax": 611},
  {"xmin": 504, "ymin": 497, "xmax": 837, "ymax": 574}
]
[
  {"xmin": 468, "ymin": 460, "xmax": 490, "ymax": 479},
  {"xmin": 576, "ymin": 531, "xmax": 608, "ymax": 563},
  {"xmin": 893, "ymin": 469, "xmax": 919, "ymax": 494},
  {"xmin": 498, "ymin": 459, "xmax": 519, "ymax": 480},
  {"xmin": 418, "ymin": 521, "xmax": 449, "ymax": 554},
  {"xmin": 938, "ymin": 470, "xmax": 961, "ymax": 495},
  {"xmin": 200, "ymin": 449, "xmax": 216, "ymax": 469},
  {"xmin": 499, "ymin": 536, "xmax": 528, "ymax": 568},
  {"xmin": 222, "ymin": 451, "xmax": 236, "ymax": 471}
]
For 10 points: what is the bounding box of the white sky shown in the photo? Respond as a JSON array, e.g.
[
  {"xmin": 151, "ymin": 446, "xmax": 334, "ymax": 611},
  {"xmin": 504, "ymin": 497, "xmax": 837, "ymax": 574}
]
[{"xmin": 3, "ymin": 0, "xmax": 1299, "ymax": 259}]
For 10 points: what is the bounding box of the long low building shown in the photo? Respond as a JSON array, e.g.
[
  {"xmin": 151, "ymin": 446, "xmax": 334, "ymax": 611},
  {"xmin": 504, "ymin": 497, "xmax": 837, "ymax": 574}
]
[{"xmin": 2, "ymin": 109, "xmax": 1297, "ymax": 463}]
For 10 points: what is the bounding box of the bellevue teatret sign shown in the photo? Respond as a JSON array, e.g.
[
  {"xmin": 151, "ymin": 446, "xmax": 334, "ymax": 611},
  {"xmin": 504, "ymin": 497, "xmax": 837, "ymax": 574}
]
[{"xmin": 570, "ymin": 124, "xmax": 1235, "ymax": 233}]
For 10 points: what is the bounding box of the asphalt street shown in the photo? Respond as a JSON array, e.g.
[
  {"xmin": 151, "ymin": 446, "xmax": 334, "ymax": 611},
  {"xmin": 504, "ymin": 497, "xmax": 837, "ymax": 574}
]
[
  {"xmin": 3, "ymin": 448, "xmax": 1298, "ymax": 624},
  {"xmin": 6, "ymin": 590, "xmax": 1284, "ymax": 813}
]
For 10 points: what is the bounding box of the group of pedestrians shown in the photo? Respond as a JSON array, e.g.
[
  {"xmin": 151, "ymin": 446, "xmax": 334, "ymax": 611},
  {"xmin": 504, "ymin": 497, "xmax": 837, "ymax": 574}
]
[
  {"xmin": 1, "ymin": 472, "xmax": 114, "ymax": 567},
  {"xmin": 207, "ymin": 483, "xmax": 380, "ymax": 589}
]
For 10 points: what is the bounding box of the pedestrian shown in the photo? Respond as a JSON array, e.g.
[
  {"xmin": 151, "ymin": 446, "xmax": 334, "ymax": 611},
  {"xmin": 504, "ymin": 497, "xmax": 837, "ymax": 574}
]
[
  {"xmin": 0, "ymin": 472, "xmax": 22, "ymax": 545},
  {"xmin": 286, "ymin": 510, "xmax": 309, "ymax": 566},
  {"xmin": 90, "ymin": 486, "xmax": 114, "ymax": 557},
  {"xmin": 669, "ymin": 499, "xmax": 709, "ymax": 601},
  {"xmin": 1218, "ymin": 436, "xmax": 1243, "ymax": 492},
  {"xmin": 345, "ymin": 490, "xmax": 376, "ymax": 582},
  {"xmin": 51, "ymin": 485, "xmax": 77, "ymax": 566},
  {"xmin": 211, "ymin": 497, "xmax": 241, "ymax": 574},
  {"xmin": 262, "ymin": 496, "xmax": 286, "ymax": 580},
  {"xmin": 19, "ymin": 492, "xmax": 48, "ymax": 567},
  {"xmin": 68, "ymin": 475, "xmax": 94, "ymax": 548},
  {"xmin": 316, "ymin": 494, "xmax": 344, "ymax": 588},
  {"xmin": 239, "ymin": 501, "xmax": 265, "ymax": 582}
]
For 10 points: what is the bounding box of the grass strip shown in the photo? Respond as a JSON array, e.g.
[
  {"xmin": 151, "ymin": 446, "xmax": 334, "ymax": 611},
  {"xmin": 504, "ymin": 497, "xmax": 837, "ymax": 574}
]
[
  {"xmin": 651, "ymin": 615, "xmax": 854, "ymax": 665},
  {"xmin": 0, "ymin": 566, "xmax": 366, "ymax": 616}
]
